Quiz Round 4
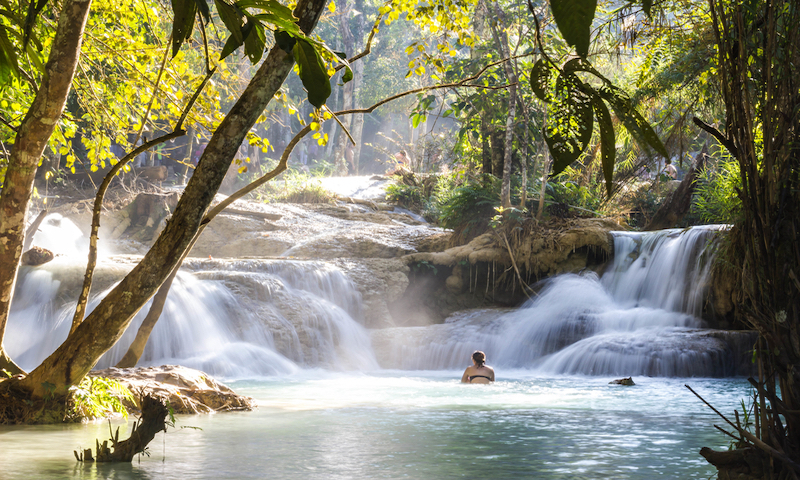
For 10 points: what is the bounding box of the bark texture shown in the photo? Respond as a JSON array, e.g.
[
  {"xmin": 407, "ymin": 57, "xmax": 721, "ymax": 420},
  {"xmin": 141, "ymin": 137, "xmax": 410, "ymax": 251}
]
[
  {"xmin": 17, "ymin": 0, "xmax": 328, "ymax": 397},
  {"xmin": 75, "ymin": 395, "xmax": 168, "ymax": 462},
  {"xmin": 488, "ymin": 1, "xmax": 517, "ymax": 209},
  {"xmin": 0, "ymin": 0, "xmax": 93, "ymax": 373}
]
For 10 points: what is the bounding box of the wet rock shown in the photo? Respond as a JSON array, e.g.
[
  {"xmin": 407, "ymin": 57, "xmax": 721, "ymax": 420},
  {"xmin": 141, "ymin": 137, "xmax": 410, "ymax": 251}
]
[
  {"xmin": 404, "ymin": 218, "xmax": 618, "ymax": 279},
  {"xmin": 609, "ymin": 377, "xmax": 635, "ymax": 386},
  {"xmin": 333, "ymin": 258, "xmax": 410, "ymax": 328},
  {"xmin": 91, "ymin": 365, "xmax": 254, "ymax": 414},
  {"xmin": 21, "ymin": 246, "xmax": 54, "ymax": 266}
]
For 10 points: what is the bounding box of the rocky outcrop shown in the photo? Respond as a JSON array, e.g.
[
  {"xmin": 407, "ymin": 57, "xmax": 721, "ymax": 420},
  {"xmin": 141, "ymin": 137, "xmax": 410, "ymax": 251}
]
[
  {"xmin": 332, "ymin": 258, "xmax": 410, "ymax": 328},
  {"xmin": 91, "ymin": 365, "xmax": 253, "ymax": 414},
  {"xmin": 21, "ymin": 246, "xmax": 54, "ymax": 266},
  {"xmin": 403, "ymin": 217, "xmax": 618, "ymax": 277}
]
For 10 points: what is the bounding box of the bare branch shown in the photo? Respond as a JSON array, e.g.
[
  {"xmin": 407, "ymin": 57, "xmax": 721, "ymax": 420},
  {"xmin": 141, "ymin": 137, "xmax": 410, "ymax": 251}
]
[{"xmin": 692, "ymin": 116, "xmax": 738, "ymax": 157}]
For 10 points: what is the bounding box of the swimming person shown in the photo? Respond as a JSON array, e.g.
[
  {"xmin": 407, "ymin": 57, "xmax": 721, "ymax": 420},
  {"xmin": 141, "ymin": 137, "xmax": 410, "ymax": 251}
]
[{"xmin": 461, "ymin": 351, "xmax": 495, "ymax": 384}]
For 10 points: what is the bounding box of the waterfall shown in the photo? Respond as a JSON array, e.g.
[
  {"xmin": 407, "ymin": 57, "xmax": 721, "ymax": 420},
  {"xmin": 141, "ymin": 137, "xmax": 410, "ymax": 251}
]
[
  {"xmin": 6, "ymin": 257, "xmax": 378, "ymax": 378},
  {"xmin": 8, "ymin": 216, "xmax": 749, "ymax": 379},
  {"xmin": 373, "ymin": 226, "xmax": 753, "ymax": 377}
]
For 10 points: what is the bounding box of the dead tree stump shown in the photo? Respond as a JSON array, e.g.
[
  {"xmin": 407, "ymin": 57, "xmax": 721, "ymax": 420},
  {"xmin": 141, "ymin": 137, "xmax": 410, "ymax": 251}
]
[{"xmin": 74, "ymin": 395, "xmax": 168, "ymax": 462}]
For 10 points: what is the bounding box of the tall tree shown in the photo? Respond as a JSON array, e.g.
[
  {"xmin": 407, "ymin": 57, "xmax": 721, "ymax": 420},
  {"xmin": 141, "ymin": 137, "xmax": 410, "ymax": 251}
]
[
  {"xmin": 13, "ymin": 0, "xmax": 329, "ymax": 397},
  {"xmin": 694, "ymin": 0, "xmax": 800, "ymax": 473},
  {"xmin": 0, "ymin": 0, "xmax": 93, "ymax": 375}
]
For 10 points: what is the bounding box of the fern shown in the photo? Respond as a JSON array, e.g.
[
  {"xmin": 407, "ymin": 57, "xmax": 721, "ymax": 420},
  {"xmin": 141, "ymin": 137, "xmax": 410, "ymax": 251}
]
[{"xmin": 70, "ymin": 376, "xmax": 136, "ymax": 420}]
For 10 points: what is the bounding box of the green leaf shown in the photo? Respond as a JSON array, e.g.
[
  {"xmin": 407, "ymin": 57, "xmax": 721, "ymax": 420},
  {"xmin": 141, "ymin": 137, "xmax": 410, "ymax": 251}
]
[
  {"xmin": 592, "ymin": 96, "xmax": 615, "ymax": 197},
  {"xmin": 529, "ymin": 58, "xmax": 553, "ymax": 102},
  {"xmin": 292, "ymin": 38, "xmax": 331, "ymax": 108},
  {"xmin": 274, "ymin": 29, "xmax": 296, "ymax": 53},
  {"xmin": 215, "ymin": 0, "xmax": 245, "ymax": 45},
  {"xmin": 596, "ymin": 84, "xmax": 668, "ymax": 157},
  {"xmin": 252, "ymin": 12, "xmax": 302, "ymax": 36},
  {"xmin": 220, "ymin": 32, "xmax": 242, "ymax": 60},
  {"xmin": 545, "ymin": 72, "xmax": 594, "ymax": 176},
  {"xmin": 171, "ymin": 0, "xmax": 198, "ymax": 58},
  {"xmin": 550, "ymin": 0, "xmax": 597, "ymax": 58},
  {"xmin": 0, "ymin": 27, "xmax": 19, "ymax": 85},
  {"xmin": 642, "ymin": 0, "xmax": 652, "ymax": 17},
  {"xmin": 242, "ymin": 17, "xmax": 266, "ymax": 63},
  {"xmin": 236, "ymin": 0, "xmax": 295, "ymax": 19},
  {"xmin": 342, "ymin": 65, "xmax": 353, "ymax": 84},
  {"xmin": 195, "ymin": 0, "xmax": 211, "ymax": 22}
]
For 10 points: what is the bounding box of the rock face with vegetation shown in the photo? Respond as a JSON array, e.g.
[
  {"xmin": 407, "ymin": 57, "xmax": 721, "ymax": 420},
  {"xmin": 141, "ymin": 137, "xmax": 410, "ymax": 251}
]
[{"xmin": 91, "ymin": 366, "xmax": 253, "ymax": 414}]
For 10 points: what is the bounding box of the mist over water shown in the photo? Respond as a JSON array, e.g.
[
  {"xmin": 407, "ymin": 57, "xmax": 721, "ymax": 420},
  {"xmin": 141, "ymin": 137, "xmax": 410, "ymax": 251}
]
[{"xmin": 374, "ymin": 226, "xmax": 749, "ymax": 377}]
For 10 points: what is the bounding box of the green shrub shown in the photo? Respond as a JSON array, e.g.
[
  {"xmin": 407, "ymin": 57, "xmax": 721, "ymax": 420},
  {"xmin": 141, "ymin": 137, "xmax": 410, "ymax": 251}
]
[
  {"xmin": 688, "ymin": 158, "xmax": 742, "ymax": 225},
  {"xmin": 434, "ymin": 174, "xmax": 500, "ymax": 229},
  {"xmin": 70, "ymin": 376, "xmax": 135, "ymax": 420},
  {"xmin": 273, "ymin": 182, "xmax": 334, "ymax": 204},
  {"xmin": 386, "ymin": 183, "xmax": 424, "ymax": 209}
]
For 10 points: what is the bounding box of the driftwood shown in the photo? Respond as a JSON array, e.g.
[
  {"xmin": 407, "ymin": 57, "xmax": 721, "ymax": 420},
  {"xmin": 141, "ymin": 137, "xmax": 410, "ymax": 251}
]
[
  {"xmin": 74, "ymin": 395, "xmax": 168, "ymax": 462},
  {"xmin": 644, "ymin": 146, "xmax": 709, "ymax": 231}
]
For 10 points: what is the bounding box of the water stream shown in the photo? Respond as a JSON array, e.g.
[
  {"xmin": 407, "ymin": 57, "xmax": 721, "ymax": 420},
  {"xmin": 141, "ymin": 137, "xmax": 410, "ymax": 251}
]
[{"xmin": 0, "ymin": 219, "xmax": 751, "ymax": 478}]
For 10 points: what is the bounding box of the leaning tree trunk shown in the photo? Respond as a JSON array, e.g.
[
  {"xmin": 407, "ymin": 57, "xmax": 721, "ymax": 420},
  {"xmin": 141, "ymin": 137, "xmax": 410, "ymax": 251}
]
[
  {"xmin": 643, "ymin": 146, "xmax": 708, "ymax": 231},
  {"xmin": 0, "ymin": 0, "xmax": 93, "ymax": 375},
  {"xmin": 17, "ymin": 0, "xmax": 328, "ymax": 398}
]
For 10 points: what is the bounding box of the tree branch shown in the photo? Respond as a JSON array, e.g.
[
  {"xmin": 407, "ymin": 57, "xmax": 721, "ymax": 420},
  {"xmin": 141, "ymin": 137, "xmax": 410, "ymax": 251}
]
[
  {"xmin": 692, "ymin": 116, "xmax": 738, "ymax": 157},
  {"xmin": 69, "ymin": 68, "xmax": 215, "ymax": 334}
]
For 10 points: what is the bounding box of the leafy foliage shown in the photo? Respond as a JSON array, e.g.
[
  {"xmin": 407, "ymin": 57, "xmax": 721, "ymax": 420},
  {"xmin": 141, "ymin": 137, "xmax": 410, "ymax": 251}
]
[
  {"xmin": 530, "ymin": 57, "xmax": 668, "ymax": 196},
  {"xmin": 689, "ymin": 156, "xmax": 742, "ymax": 225},
  {"xmin": 386, "ymin": 182, "xmax": 423, "ymax": 209},
  {"xmin": 69, "ymin": 376, "xmax": 135, "ymax": 420},
  {"xmin": 434, "ymin": 174, "xmax": 499, "ymax": 230}
]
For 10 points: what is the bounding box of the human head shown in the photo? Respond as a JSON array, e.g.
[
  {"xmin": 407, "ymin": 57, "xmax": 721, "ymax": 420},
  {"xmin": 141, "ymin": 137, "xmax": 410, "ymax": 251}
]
[{"xmin": 472, "ymin": 351, "xmax": 486, "ymax": 367}]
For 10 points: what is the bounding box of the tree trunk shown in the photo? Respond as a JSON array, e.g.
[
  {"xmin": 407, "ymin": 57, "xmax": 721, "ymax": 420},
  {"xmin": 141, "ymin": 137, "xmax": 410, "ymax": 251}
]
[
  {"xmin": 644, "ymin": 147, "xmax": 708, "ymax": 231},
  {"xmin": 0, "ymin": 0, "xmax": 93, "ymax": 374},
  {"xmin": 76, "ymin": 395, "xmax": 168, "ymax": 462},
  {"xmin": 698, "ymin": 1, "xmax": 800, "ymax": 474},
  {"xmin": 17, "ymin": 0, "xmax": 328, "ymax": 398},
  {"xmin": 334, "ymin": 0, "xmax": 356, "ymax": 175},
  {"xmin": 489, "ymin": 1, "xmax": 517, "ymax": 209},
  {"xmin": 114, "ymin": 266, "xmax": 179, "ymax": 368}
]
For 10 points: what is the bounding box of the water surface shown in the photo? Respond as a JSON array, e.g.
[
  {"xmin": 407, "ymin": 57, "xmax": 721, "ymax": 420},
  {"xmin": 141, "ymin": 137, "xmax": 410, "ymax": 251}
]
[{"xmin": 0, "ymin": 371, "xmax": 747, "ymax": 479}]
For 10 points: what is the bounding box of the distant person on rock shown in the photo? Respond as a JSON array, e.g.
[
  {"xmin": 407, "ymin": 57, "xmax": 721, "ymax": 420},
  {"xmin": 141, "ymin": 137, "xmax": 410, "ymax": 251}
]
[
  {"xmin": 461, "ymin": 350, "xmax": 495, "ymax": 384},
  {"xmin": 662, "ymin": 161, "xmax": 678, "ymax": 180}
]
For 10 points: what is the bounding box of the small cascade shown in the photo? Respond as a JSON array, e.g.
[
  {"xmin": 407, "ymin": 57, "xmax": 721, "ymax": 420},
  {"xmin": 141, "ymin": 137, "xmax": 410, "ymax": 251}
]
[
  {"xmin": 603, "ymin": 225, "xmax": 727, "ymax": 316},
  {"xmin": 374, "ymin": 226, "xmax": 752, "ymax": 377},
  {"xmin": 7, "ymin": 257, "xmax": 377, "ymax": 377}
]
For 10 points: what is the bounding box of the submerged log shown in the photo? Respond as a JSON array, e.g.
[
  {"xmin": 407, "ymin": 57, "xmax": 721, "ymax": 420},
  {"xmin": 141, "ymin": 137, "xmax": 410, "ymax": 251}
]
[{"xmin": 75, "ymin": 395, "xmax": 168, "ymax": 462}]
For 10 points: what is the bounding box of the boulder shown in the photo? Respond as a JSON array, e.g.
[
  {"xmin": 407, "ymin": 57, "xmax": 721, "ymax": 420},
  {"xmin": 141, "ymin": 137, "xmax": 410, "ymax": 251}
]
[
  {"xmin": 21, "ymin": 246, "xmax": 54, "ymax": 266},
  {"xmin": 609, "ymin": 377, "xmax": 635, "ymax": 386},
  {"xmin": 91, "ymin": 365, "xmax": 254, "ymax": 414}
]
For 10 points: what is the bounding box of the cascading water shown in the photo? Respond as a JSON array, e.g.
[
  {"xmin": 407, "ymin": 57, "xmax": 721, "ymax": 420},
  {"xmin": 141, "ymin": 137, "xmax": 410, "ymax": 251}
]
[
  {"xmin": 373, "ymin": 225, "xmax": 753, "ymax": 377},
  {"xmin": 9, "ymin": 213, "xmax": 749, "ymax": 379},
  {"xmin": 6, "ymin": 215, "xmax": 378, "ymax": 377}
]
